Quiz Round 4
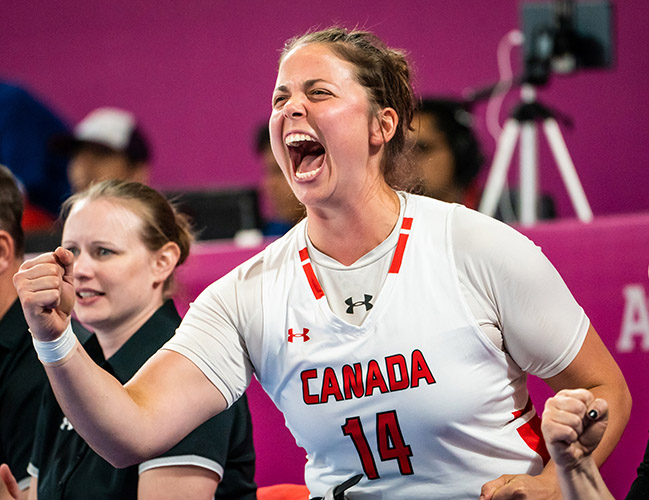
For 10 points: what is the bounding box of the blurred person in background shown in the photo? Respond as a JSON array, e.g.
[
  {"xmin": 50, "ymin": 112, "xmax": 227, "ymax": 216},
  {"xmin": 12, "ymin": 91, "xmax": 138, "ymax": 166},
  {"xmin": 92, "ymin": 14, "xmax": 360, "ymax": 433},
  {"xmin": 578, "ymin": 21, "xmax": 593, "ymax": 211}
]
[
  {"xmin": 51, "ymin": 107, "xmax": 151, "ymax": 194},
  {"xmin": 0, "ymin": 165, "xmax": 45, "ymax": 500},
  {"xmin": 410, "ymin": 97, "xmax": 556, "ymax": 222},
  {"xmin": 0, "ymin": 81, "xmax": 71, "ymax": 229},
  {"xmin": 409, "ymin": 98, "xmax": 484, "ymax": 207},
  {"xmin": 254, "ymin": 123, "xmax": 303, "ymax": 236}
]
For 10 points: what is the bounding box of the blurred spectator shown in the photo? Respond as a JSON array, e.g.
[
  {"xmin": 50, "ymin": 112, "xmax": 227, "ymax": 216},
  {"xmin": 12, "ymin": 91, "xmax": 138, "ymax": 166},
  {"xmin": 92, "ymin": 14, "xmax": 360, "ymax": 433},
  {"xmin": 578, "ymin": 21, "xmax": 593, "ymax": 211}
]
[
  {"xmin": 409, "ymin": 98, "xmax": 484, "ymax": 207},
  {"xmin": 254, "ymin": 123, "xmax": 303, "ymax": 236},
  {"xmin": 410, "ymin": 97, "xmax": 556, "ymax": 222},
  {"xmin": 0, "ymin": 165, "xmax": 46, "ymax": 499},
  {"xmin": 51, "ymin": 107, "xmax": 151, "ymax": 193},
  {"xmin": 0, "ymin": 81, "xmax": 71, "ymax": 228}
]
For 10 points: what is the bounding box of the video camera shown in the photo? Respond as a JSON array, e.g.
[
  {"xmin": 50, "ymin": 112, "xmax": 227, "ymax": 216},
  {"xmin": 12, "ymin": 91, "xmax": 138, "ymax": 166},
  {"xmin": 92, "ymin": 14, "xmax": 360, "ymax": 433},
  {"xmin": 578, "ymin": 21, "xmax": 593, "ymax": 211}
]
[{"xmin": 521, "ymin": 0, "xmax": 614, "ymax": 85}]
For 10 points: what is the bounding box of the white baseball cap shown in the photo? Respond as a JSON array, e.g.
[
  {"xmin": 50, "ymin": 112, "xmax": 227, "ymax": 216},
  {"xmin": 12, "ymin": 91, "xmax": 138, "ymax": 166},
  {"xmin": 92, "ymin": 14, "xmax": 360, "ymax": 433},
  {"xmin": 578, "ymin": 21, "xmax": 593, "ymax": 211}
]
[{"xmin": 51, "ymin": 107, "xmax": 150, "ymax": 162}]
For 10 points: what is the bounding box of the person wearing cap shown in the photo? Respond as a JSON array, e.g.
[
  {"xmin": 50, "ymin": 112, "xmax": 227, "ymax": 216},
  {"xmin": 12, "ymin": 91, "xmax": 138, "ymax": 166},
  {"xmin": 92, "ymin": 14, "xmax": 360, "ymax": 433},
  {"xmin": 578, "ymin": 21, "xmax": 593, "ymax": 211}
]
[{"xmin": 52, "ymin": 107, "xmax": 151, "ymax": 193}]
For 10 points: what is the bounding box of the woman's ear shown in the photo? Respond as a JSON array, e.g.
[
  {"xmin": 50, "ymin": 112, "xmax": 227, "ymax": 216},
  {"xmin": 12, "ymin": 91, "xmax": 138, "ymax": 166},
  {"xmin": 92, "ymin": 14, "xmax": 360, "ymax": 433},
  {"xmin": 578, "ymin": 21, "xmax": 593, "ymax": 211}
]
[
  {"xmin": 151, "ymin": 241, "xmax": 181, "ymax": 284},
  {"xmin": 369, "ymin": 107, "xmax": 399, "ymax": 147}
]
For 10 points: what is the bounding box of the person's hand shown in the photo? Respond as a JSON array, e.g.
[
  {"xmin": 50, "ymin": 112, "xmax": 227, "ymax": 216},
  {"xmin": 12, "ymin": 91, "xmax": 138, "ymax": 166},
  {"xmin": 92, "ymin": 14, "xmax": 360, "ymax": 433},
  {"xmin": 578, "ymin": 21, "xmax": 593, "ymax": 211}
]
[
  {"xmin": 13, "ymin": 247, "xmax": 76, "ymax": 341},
  {"xmin": 541, "ymin": 388, "xmax": 608, "ymax": 470},
  {"xmin": 0, "ymin": 464, "xmax": 20, "ymax": 499},
  {"xmin": 479, "ymin": 471, "xmax": 560, "ymax": 499}
]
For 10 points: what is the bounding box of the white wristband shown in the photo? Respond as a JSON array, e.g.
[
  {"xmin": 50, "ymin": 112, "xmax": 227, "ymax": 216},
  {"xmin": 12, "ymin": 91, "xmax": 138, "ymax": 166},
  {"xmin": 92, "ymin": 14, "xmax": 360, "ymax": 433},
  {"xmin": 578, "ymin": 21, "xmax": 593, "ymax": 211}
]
[{"xmin": 32, "ymin": 323, "xmax": 78, "ymax": 366}]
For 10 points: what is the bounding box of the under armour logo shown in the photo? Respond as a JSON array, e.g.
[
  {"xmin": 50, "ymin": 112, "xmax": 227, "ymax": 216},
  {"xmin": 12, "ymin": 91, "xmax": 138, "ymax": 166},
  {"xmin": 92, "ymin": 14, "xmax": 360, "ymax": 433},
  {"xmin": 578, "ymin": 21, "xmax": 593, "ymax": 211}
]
[
  {"xmin": 288, "ymin": 328, "xmax": 310, "ymax": 343},
  {"xmin": 60, "ymin": 416, "xmax": 74, "ymax": 431},
  {"xmin": 345, "ymin": 294, "xmax": 373, "ymax": 314}
]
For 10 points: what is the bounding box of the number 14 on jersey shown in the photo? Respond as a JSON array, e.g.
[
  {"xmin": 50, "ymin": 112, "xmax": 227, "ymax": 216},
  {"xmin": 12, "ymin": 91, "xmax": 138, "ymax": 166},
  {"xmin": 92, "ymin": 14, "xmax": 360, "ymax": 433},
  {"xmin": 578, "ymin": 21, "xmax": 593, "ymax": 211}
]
[{"xmin": 342, "ymin": 410, "xmax": 414, "ymax": 480}]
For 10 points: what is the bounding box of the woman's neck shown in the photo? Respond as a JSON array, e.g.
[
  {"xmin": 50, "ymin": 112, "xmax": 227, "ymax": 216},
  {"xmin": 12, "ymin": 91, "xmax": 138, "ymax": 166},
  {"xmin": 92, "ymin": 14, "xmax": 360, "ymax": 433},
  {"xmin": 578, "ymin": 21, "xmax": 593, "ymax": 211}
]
[
  {"xmin": 94, "ymin": 297, "xmax": 164, "ymax": 360},
  {"xmin": 306, "ymin": 186, "xmax": 400, "ymax": 266}
]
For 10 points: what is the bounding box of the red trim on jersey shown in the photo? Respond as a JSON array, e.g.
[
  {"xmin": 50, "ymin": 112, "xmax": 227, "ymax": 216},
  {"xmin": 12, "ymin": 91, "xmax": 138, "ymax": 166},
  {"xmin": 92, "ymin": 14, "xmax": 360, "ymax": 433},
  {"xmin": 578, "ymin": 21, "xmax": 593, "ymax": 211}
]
[
  {"xmin": 299, "ymin": 216, "xmax": 414, "ymax": 299},
  {"xmin": 512, "ymin": 398, "xmax": 550, "ymax": 465},
  {"xmin": 388, "ymin": 217, "xmax": 413, "ymax": 274},
  {"xmin": 511, "ymin": 397, "xmax": 534, "ymax": 420},
  {"xmin": 517, "ymin": 414, "xmax": 550, "ymax": 465},
  {"xmin": 300, "ymin": 247, "xmax": 325, "ymax": 300}
]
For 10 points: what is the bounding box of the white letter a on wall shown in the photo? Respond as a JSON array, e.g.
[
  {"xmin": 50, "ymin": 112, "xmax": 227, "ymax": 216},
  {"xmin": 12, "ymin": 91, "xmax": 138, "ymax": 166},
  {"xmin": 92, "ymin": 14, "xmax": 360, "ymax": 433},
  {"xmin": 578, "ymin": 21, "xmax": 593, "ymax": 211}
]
[{"xmin": 618, "ymin": 284, "xmax": 649, "ymax": 352}]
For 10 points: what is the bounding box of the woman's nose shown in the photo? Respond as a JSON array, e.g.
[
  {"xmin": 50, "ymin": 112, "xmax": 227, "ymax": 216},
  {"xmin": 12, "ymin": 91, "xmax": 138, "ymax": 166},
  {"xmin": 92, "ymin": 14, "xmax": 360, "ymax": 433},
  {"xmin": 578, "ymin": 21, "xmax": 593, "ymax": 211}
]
[
  {"xmin": 283, "ymin": 95, "xmax": 306, "ymax": 119},
  {"xmin": 72, "ymin": 252, "xmax": 92, "ymax": 278}
]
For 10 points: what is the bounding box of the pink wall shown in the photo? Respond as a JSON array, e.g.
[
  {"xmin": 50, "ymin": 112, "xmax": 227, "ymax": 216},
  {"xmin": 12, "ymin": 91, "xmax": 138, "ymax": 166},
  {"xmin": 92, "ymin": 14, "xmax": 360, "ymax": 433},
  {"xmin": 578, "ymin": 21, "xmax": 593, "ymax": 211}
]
[{"xmin": 1, "ymin": 0, "xmax": 648, "ymax": 217}]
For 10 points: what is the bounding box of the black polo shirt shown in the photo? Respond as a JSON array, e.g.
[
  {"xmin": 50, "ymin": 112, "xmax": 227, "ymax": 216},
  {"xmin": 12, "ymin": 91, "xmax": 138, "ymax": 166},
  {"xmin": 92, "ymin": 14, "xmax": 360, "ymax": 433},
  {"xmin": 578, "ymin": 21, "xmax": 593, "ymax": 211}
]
[
  {"xmin": 30, "ymin": 300, "xmax": 257, "ymax": 500},
  {"xmin": 0, "ymin": 299, "xmax": 46, "ymax": 489},
  {"xmin": 627, "ymin": 434, "xmax": 649, "ymax": 500}
]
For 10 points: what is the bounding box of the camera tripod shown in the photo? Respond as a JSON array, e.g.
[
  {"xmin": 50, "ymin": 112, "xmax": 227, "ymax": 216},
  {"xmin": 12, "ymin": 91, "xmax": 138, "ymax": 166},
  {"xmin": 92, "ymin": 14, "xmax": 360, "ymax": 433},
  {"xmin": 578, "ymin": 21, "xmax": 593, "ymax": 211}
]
[{"xmin": 478, "ymin": 85, "xmax": 593, "ymax": 226}]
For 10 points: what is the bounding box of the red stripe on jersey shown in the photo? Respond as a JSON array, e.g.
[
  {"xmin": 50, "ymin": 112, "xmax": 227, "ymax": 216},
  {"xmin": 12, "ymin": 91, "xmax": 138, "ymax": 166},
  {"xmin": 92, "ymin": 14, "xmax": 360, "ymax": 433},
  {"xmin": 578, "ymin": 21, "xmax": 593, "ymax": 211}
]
[
  {"xmin": 299, "ymin": 247, "xmax": 325, "ymax": 300},
  {"xmin": 388, "ymin": 217, "xmax": 413, "ymax": 274},
  {"xmin": 517, "ymin": 413, "xmax": 550, "ymax": 465},
  {"xmin": 511, "ymin": 398, "xmax": 550, "ymax": 465},
  {"xmin": 511, "ymin": 397, "xmax": 534, "ymax": 420}
]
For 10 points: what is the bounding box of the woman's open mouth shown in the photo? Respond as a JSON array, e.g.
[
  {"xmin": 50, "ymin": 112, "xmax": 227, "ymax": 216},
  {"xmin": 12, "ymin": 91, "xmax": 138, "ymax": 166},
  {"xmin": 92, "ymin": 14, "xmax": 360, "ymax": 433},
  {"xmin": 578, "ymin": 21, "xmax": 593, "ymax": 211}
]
[{"xmin": 285, "ymin": 133, "xmax": 325, "ymax": 181}]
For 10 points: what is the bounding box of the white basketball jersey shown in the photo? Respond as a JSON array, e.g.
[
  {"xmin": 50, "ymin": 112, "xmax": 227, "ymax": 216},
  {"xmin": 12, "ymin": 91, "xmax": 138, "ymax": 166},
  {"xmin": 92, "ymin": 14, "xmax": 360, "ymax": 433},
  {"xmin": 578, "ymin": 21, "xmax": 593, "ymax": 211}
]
[{"xmin": 252, "ymin": 195, "xmax": 548, "ymax": 499}]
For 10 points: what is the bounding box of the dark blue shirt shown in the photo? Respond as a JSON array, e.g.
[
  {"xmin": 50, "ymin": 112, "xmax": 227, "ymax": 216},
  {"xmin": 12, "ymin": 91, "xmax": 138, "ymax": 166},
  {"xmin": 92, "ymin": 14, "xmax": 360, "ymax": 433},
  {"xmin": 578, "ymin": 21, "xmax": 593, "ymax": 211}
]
[{"xmin": 0, "ymin": 82, "xmax": 71, "ymax": 214}]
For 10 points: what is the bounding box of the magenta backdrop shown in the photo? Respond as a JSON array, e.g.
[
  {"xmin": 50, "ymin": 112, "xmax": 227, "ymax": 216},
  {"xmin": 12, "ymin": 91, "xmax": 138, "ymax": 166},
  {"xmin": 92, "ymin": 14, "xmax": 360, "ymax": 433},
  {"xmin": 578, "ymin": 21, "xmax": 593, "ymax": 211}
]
[{"xmin": 1, "ymin": 0, "xmax": 648, "ymax": 217}]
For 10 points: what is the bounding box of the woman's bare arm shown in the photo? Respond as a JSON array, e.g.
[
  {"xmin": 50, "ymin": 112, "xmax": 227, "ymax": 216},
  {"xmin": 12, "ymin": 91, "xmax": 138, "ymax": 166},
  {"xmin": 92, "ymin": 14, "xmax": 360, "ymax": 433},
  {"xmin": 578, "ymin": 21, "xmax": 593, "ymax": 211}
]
[
  {"xmin": 138, "ymin": 465, "xmax": 219, "ymax": 499},
  {"xmin": 543, "ymin": 324, "xmax": 631, "ymax": 468},
  {"xmin": 479, "ymin": 324, "xmax": 631, "ymax": 499},
  {"xmin": 14, "ymin": 248, "xmax": 227, "ymax": 468},
  {"xmin": 541, "ymin": 389, "xmax": 614, "ymax": 500},
  {"xmin": 46, "ymin": 348, "xmax": 227, "ymax": 468}
]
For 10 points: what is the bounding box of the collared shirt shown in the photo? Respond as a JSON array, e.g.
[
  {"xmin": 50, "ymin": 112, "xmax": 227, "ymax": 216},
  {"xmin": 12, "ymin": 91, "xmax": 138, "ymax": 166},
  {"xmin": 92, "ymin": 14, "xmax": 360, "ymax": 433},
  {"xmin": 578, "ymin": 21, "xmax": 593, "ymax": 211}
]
[
  {"xmin": 30, "ymin": 300, "xmax": 256, "ymax": 500},
  {"xmin": 0, "ymin": 299, "xmax": 46, "ymax": 490}
]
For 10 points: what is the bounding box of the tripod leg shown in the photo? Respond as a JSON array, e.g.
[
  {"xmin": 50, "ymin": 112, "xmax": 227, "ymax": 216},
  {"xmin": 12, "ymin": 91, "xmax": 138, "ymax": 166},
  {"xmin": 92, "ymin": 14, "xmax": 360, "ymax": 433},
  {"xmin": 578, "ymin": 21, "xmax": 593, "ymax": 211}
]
[
  {"xmin": 478, "ymin": 119, "xmax": 520, "ymax": 217},
  {"xmin": 519, "ymin": 121, "xmax": 538, "ymax": 226},
  {"xmin": 542, "ymin": 118, "xmax": 594, "ymax": 222}
]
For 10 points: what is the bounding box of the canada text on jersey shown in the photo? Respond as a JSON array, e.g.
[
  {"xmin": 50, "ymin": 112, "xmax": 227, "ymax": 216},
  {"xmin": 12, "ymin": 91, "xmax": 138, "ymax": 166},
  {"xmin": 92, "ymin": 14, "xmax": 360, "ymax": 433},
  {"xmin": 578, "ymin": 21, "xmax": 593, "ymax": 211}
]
[{"xmin": 301, "ymin": 349, "xmax": 436, "ymax": 405}]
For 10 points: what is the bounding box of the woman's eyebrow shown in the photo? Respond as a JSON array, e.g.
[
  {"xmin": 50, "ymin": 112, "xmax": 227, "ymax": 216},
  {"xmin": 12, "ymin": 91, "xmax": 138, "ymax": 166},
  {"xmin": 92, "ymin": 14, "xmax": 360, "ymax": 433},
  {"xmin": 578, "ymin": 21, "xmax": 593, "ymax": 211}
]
[
  {"xmin": 304, "ymin": 78, "xmax": 329, "ymax": 87},
  {"xmin": 274, "ymin": 79, "xmax": 331, "ymax": 93}
]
